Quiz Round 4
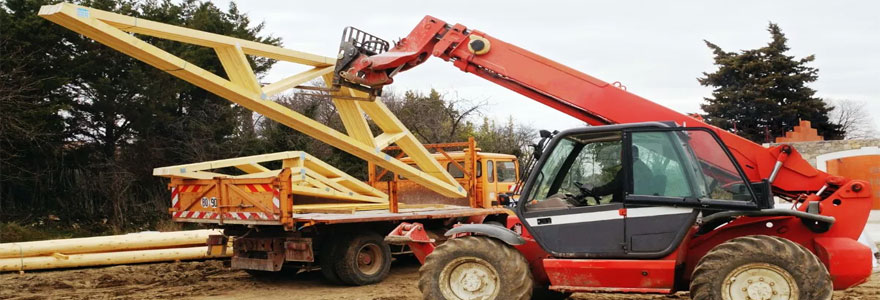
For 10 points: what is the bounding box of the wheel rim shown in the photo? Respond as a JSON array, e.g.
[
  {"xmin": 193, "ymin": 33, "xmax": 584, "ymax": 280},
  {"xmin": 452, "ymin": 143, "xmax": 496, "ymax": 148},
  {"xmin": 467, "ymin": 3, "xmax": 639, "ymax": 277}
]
[
  {"xmin": 438, "ymin": 256, "xmax": 500, "ymax": 300},
  {"xmin": 356, "ymin": 243, "xmax": 383, "ymax": 275},
  {"xmin": 721, "ymin": 263, "xmax": 798, "ymax": 300}
]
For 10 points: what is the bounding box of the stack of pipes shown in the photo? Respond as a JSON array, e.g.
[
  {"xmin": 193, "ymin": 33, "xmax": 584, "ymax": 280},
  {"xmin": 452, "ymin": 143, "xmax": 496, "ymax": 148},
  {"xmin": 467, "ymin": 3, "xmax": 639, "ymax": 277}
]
[{"xmin": 0, "ymin": 230, "xmax": 229, "ymax": 272}]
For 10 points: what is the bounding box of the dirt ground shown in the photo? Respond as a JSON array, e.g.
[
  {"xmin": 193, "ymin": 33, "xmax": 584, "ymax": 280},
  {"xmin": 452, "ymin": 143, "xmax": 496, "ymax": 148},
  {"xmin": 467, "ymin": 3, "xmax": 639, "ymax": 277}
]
[{"xmin": 1, "ymin": 259, "xmax": 878, "ymax": 300}]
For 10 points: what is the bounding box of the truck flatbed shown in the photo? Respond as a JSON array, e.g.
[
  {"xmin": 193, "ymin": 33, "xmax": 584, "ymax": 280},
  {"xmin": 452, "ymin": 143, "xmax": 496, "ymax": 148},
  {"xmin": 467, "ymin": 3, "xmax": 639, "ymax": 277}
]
[{"xmin": 290, "ymin": 206, "xmax": 511, "ymax": 224}]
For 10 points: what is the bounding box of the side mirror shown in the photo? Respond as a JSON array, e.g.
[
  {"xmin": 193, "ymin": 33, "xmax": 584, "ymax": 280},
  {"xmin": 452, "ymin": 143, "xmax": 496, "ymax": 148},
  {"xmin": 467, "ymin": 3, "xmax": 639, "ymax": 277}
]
[
  {"xmin": 497, "ymin": 193, "xmax": 517, "ymax": 207},
  {"xmin": 751, "ymin": 180, "xmax": 774, "ymax": 209},
  {"xmin": 539, "ymin": 129, "xmax": 552, "ymax": 138}
]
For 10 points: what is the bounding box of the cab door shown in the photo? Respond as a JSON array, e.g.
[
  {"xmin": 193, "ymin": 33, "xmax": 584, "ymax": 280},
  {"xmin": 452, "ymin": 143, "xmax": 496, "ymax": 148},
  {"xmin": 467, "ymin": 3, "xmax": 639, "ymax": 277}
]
[
  {"xmin": 622, "ymin": 128, "xmax": 760, "ymax": 256},
  {"xmin": 518, "ymin": 130, "xmax": 628, "ymax": 257}
]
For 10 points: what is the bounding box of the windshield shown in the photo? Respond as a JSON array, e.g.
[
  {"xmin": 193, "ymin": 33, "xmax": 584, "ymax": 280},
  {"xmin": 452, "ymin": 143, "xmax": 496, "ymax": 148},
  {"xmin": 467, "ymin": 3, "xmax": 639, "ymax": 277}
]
[{"xmin": 682, "ymin": 130, "xmax": 754, "ymax": 201}]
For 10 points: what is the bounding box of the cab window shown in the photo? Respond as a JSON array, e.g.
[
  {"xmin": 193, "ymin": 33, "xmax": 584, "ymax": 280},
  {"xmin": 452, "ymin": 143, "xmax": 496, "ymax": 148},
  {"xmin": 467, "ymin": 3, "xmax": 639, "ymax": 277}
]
[
  {"xmin": 447, "ymin": 161, "xmax": 465, "ymax": 178},
  {"xmin": 526, "ymin": 131, "xmax": 623, "ymax": 209},
  {"xmin": 628, "ymin": 130, "xmax": 754, "ymax": 202},
  {"xmin": 487, "ymin": 160, "xmax": 495, "ymax": 183},
  {"xmin": 629, "ymin": 132, "xmax": 692, "ymax": 198},
  {"xmin": 497, "ymin": 161, "xmax": 517, "ymax": 182}
]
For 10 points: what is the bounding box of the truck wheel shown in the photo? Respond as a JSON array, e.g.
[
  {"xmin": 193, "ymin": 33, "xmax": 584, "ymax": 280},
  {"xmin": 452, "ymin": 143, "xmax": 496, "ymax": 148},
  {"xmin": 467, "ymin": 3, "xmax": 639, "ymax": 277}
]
[
  {"xmin": 418, "ymin": 236, "xmax": 533, "ymax": 300},
  {"xmin": 333, "ymin": 231, "xmax": 392, "ymax": 285},
  {"xmin": 690, "ymin": 235, "xmax": 832, "ymax": 300},
  {"xmin": 319, "ymin": 237, "xmax": 343, "ymax": 284}
]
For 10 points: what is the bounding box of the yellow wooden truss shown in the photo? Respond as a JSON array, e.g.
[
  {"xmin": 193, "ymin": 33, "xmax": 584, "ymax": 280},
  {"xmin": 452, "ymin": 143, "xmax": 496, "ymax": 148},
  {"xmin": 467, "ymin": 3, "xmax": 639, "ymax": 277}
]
[
  {"xmin": 153, "ymin": 151, "xmax": 388, "ymax": 203},
  {"xmin": 39, "ymin": 3, "xmax": 465, "ymax": 198}
]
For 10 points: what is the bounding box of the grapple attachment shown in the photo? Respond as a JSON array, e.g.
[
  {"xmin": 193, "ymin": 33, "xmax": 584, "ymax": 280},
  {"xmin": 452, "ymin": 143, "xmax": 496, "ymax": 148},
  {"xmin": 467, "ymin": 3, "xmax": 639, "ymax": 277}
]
[{"xmin": 333, "ymin": 26, "xmax": 391, "ymax": 95}]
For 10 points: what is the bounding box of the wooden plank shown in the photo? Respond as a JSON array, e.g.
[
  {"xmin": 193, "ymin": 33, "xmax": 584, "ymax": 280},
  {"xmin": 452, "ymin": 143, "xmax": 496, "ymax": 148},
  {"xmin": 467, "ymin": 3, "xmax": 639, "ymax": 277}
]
[
  {"xmin": 291, "ymin": 203, "xmax": 387, "ymax": 209},
  {"xmin": 306, "ymin": 171, "xmax": 354, "ymax": 194},
  {"xmin": 303, "ymin": 174, "xmax": 331, "ymax": 189},
  {"xmin": 374, "ymin": 132, "xmax": 407, "ymax": 150},
  {"xmin": 172, "ymin": 171, "xmax": 230, "ymax": 180},
  {"xmin": 292, "ymin": 203, "xmax": 389, "ymax": 214},
  {"xmin": 215, "ymin": 45, "xmax": 262, "ymax": 94},
  {"xmin": 0, "ymin": 230, "xmax": 221, "ymax": 258},
  {"xmin": 263, "ymin": 66, "xmax": 334, "ymax": 97},
  {"xmin": 233, "ymin": 170, "xmax": 281, "ymax": 179},
  {"xmin": 300, "ymin": 153, "xmax": 387, "ymax": 198},
  {"xmin": 0, "ymin": 246, "xmax": 229, "ymax": 272},
  {"xmin": 290, "ymin": 185, "xmax": 386, "ymax": 203},
  {"xmin": 290, "ymin": 207, "xmax": 513, "ymax": 224},
  {"xmin": 234, "ymin": 163, "xmax": 271, "ymax": 174},
  {"xmin": 291, "ymin": 203, "xmax": 451, "ymax": 214},
  {"xmin": 154, "ymin": 151, "xmax": 302, "ymax": 176},
  {"xmin": 323, "ymin": 74, "xmax": 375, "ymax": 147},
  {"xmin": 41, "ymin": 4, "xmax": 334, "ymax": 66}
]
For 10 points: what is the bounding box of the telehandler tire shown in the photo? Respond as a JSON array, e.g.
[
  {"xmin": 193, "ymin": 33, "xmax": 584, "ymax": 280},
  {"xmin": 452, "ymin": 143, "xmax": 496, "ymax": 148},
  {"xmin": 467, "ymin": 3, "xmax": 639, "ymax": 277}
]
[
  {"xmin": 418, "ymin": 236, "xmax": 533, "ymax": 300},
  {"xmin": 333, "ymin": 231, "xmax": 392, "ymax": 286},
  {"xmin": 690, "ymin": 235, "xmax": 832, "ymax": 300}
]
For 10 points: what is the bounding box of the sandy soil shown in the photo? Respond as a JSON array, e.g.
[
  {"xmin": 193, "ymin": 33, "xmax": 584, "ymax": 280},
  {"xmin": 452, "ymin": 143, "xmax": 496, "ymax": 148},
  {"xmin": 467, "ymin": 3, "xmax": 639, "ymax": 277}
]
[{"xmin": 1, "ymin": 259, "xmax": 877, "ymax": 300}]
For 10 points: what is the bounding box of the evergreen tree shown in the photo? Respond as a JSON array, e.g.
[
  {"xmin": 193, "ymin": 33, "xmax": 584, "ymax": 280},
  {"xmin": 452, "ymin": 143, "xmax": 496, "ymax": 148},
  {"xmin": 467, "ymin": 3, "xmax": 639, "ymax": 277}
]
[
  {"xmin": 0, "ymin": 0, "xmax": 279, "ymax": 228},
  {"xmin": 699, "ymin": 23, "xmax": 842, "ymax": 142}
]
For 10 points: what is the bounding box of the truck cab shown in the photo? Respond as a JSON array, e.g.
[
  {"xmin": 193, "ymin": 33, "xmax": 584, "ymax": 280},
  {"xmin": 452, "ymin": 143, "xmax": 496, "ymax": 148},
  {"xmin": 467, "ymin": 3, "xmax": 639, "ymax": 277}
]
[{"xmin": 371, "ymin": 147, "xmax": 519, "ymax": 208}]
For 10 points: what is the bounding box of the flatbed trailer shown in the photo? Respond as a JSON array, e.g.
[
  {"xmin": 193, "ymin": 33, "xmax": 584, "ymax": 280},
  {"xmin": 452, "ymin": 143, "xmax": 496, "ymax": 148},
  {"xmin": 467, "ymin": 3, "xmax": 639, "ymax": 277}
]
[{"xmin": 154, "ymin": 144, "xmax": 518, "ymax": 285}]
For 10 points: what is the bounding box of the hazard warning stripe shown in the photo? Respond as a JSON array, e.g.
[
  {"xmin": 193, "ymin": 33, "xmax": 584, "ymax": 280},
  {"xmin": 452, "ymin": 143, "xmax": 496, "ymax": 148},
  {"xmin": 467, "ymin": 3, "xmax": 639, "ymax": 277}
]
[
  {"xmin": 172, "ymin": 211, "xmax": 277, "ymax": 220},
  {"xmin": 171, "ymin": 187, "xmax": 180, "ymax": 208},
  {"xmin": 240, "ymin": 184, "xmax": 282, "ymax": 211},
  {"xmin": 171, "ymin": 185, "xmax": 203, "ymax": 209}
]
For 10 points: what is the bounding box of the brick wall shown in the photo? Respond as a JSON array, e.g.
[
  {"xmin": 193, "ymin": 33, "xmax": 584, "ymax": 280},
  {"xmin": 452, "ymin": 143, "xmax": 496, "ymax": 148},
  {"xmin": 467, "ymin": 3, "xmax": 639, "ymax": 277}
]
[{"xmin": 768, "ymin": 139, "xmax": 880, "ymax": 168}]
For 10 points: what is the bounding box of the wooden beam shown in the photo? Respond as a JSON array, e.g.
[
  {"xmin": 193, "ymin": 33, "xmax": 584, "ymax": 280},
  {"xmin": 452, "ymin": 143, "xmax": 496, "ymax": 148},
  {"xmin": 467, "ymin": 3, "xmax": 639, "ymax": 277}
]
[
  {"xmin": 374, "ymin": 132, "xmax": 407, "ymax": 150},
  {"xmin": 322, "ymin": 74, "xmax": 375, "ymax": 147},
  {"xmin": 154, "ymin": 151, "xmax": 303, "ymax": 176},
  {"xmin": 263, "ymin": 66, "xmax": 334, "ymax": 97},
  {"xmin": 234, "ymin": 163, "xmax": 271, "ymax": 174},
  {"xmin": 0, "ymin": 230, "xmax": 221, "ymax": 258},
  {"xmin": 215, "ymin": 45, "xmax": 262, "ymax": 94},
  {"xmin": 290, "ymin": 185, "xmax": 386, "ymax": 203},
  {"xmin": 0, "ymin": 246, "xmax": 229, "ymax": 271},
  {"xmin": 40, "ymin": 4, "xmax": 334, "ymax": 67}
]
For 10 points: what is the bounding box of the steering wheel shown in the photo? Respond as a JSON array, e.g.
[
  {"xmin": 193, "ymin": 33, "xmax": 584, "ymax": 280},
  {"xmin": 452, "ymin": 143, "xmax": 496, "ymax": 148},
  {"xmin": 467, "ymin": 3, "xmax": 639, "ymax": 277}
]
[{"xmin": 572, "ymin": 182, "xmax": 602, "ymax": 205}]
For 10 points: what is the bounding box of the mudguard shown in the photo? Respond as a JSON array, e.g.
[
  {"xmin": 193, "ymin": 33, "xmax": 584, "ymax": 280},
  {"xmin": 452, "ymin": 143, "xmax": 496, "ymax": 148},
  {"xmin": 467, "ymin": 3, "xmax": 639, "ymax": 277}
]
[{"xmin": 446, "ymin": 224, "xmax": 525, "ymax": 245}]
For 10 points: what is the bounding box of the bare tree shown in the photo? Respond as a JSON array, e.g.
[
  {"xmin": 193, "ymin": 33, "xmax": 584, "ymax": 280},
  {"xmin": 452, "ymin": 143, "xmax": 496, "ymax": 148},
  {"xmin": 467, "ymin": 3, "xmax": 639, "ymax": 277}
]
[{"xmin": 827, "ymin": 99, "xmax": 878, "ymax": 139}]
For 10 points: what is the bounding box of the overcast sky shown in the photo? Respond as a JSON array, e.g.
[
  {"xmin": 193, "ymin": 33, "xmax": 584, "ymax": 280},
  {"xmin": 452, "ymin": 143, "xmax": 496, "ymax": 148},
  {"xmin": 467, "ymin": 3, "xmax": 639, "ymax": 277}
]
[{"xmin": 214, "ymin": 0, "xmax": 880, "ymax": 133}]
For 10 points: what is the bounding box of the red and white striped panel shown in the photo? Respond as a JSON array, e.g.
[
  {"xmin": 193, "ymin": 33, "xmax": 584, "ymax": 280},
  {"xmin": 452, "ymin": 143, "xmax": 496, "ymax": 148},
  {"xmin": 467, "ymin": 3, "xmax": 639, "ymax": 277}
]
[
  {"xmin": 224, "ymin": 212, "xmax": 277, "ymax": 220},
  {"xmin": 170, "ymin": 185, "xmax": 201, "ymax": 209},
  {"xmin": 243, "ymin": 183, "xmax": 281, "ymax": 212},
  {"xmin": 172, "ymin": 210, "xmax": 277, "ymax": 221}
]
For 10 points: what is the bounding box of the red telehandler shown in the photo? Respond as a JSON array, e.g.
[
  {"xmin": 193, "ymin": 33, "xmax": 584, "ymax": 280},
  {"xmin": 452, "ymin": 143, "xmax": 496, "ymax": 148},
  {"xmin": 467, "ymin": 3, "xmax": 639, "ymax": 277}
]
[{"xmin": 333, "ymin": 17, "xmax": 874, "ymax": 300}]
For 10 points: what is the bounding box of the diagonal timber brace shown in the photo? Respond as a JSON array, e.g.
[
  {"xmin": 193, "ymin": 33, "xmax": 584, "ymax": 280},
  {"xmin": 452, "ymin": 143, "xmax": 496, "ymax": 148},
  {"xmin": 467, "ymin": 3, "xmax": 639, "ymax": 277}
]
[{"xmin": 40, "ymin": 3, "xmax": 465, "ymax": 198}]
